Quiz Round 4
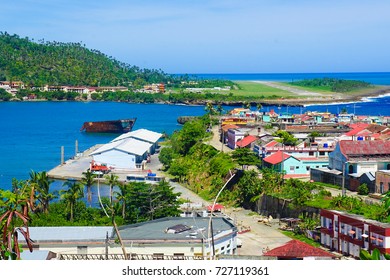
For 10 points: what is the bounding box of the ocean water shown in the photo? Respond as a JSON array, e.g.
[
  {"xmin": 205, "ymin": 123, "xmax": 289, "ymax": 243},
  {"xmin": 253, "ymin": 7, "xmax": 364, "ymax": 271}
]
[
  {"xmin": 193, "ymin": 72, "xmax": 390, "ymax": 85},
  {"xmin": 0, "ymin": 102, "xmax": 206, "ymax": 189},
  {"xmin": 0, "ymin": 72, "xmax": 389, "ymax": 193}
]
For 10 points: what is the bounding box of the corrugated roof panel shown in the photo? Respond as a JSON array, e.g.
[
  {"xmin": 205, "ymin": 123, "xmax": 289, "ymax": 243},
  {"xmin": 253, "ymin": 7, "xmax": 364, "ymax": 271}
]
[{"xmin": 111, "ymin": 129, "xmax": 162, "ymax": 143}]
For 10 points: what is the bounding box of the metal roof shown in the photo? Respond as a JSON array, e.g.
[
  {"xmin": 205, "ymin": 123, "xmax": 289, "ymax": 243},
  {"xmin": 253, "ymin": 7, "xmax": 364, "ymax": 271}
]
[
  {"xmin": 18, "ymin": 226, "xmax": 112, "ymax": 243},
  {"xmin": 236, "ymin": 135, "xmax": 257, "ymax": 148},
  {"xmin": 113, "ymin": 217, "xmax": 236, "ymax": 241},
  {"xmin": 111, "ymin": 128, "xmax": 162, "ymax": 143},
  {"xmin": 91, "ymin": 138, "xmax": 153, "ymax": 156},
  {"xmin": 339, "ymin": 140, "xmax": 390, "ymax": 159}
]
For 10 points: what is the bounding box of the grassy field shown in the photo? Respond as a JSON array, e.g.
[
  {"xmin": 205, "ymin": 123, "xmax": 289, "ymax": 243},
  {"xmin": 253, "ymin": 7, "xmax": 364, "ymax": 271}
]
[
  {"xmin": 278, "ymin": 82, "xmax": 388, "ymax": 96},
  {"xmin": 231, "ymin": 81, "xmax": 294, "ymax": 98}
]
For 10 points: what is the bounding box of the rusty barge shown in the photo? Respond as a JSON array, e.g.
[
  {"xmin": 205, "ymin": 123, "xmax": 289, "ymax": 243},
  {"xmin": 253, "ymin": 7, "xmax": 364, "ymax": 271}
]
[{"xmin": 80, "ymin": 118, "xmax": 136, "ymax": 133}]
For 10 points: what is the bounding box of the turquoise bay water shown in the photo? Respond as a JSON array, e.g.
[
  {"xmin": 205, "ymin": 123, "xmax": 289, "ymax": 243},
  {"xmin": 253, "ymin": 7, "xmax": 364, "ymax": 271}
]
[
  {"xmin": 194, "ymin": 72, "xmax": 390, "ymax": 85},
  {"xmin": 0, "ymin": 102, "xmax": 206, "ymax": 188}
]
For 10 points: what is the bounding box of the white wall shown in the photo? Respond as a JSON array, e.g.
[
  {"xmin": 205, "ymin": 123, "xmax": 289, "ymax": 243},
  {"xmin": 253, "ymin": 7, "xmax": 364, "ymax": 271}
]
[{"xmin": 93, "ymin": 150, "xmax": 136, "ymax": 169}]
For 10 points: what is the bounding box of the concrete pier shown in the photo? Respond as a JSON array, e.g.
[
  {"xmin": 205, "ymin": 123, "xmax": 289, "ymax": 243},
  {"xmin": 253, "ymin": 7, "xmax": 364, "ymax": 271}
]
[{"xmin": 47, "ymin": 144, "xmax": 164, "ymax": 182}]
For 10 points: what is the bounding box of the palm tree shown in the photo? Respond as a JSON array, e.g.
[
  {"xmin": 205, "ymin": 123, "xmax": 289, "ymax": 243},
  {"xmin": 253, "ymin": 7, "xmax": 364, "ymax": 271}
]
[
  {"xmin": 0, "ymin": 181, "xmax": 35, "ymax": 259},
  {"xmin": 81, "ymin": 170, "xmax": 96, "ymax": 207},
  {"xmin": 29, "ymin": 170, "xmax": 56, "ymax": 214},
  {"xmin": 204, "ymin": 101, "xmax": 215, "ymax": 115},
  {"xmin": 243, "ymin": 101, "xmax": 250, "ymax": 109},
  {"xmin": 104, "ymin": 174, "xmax": 119, "ymax": 205},
  {"xmin": 60, "ymin": 179, "xmax": 84, "ymax": 222},
  {"xmin": 216, "ymin": 104, "xmax": 223, "ymax": 115},
  {"xmin": 114, "ymin": 183, "xmax": 128, "ymax": 219}
]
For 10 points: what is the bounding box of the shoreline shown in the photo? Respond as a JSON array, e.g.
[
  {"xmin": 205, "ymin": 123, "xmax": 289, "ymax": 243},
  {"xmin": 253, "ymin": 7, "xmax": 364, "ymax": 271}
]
[{"xmin": 4, "ymin": 85, "xmax": 390, "ymax": 108}]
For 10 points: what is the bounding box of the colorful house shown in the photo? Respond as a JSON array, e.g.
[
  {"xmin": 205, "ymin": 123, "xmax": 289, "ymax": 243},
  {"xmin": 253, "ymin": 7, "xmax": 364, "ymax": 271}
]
[
  {"xmin": 262, "ymin": 151, "xmax": 328, "ymax": 177},
  {"xmin": 320, "ymin": 209, "xmax": 390, "ymax": 258},
  {"xmin": 328, "ymin": 140, "xmax": 390, "ymax": 176}
]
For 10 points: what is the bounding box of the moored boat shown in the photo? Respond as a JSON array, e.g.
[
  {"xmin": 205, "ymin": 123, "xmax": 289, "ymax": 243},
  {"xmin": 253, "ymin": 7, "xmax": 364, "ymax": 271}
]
[{"xmin": 80, "ymin": 118, "xmax": 136, "ymax": 133}]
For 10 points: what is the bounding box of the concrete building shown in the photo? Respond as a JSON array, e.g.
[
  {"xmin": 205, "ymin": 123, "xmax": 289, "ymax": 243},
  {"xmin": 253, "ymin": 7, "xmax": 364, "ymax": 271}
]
[
  {"xmin": 20, "ymin": 217, "xmax": 238, "ymax": 260},
  {"xmin": 113, "ymin": 217, "xmax": 238, "ymax": 259},
  {"xmin": 262, "ymin": 151, "xmax": 328, "ymax": 177},
  {"xmin": 328, "ymin": 140, "xmax": 390, "ymax": 181},
  {"xmin": 227, "ymin": 128, "xmax": 252, "ymax": 149},
  {"xmin": 18, "ymin": 226, "xmax": 112, "ymax": 257},
  {"xmin": 90, "ymin": 138, "xmax": 152, "ymax": 170},
  {"xmin": 320, "ymin": 209, "xmax": 390, "ymax": 258},
  {"xmin": 376, "ymin": 170, "xmax": 390, "ymax": 194},
  {"xmin": 313, "ymin": 140, "xmax": 390, "ymax": 191}
]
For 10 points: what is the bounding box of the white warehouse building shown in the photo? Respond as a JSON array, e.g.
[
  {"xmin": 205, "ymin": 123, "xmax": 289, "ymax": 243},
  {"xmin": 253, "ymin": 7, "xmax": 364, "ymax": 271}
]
[
  {"xmin": 111, "ymin": 128, "xmax": 162, "ymax": 154},
  {"xmin": 90, "ymin": 138, "xmax": 152, "ymax": 170}
]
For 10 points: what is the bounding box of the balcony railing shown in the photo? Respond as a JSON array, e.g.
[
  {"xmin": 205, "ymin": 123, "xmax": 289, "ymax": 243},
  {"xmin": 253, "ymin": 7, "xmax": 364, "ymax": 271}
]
[{"xmin": 58, "ymin": 253, "xmax": 206, "ymax": 260}]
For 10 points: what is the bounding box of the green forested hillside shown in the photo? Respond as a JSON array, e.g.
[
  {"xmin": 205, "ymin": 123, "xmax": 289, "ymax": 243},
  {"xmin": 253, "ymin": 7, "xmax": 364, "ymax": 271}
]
[
  {"xmin": 289, "ymin": 78, "xmax": 373, "ymax": 92},
  {"xmin": 0, "ymin": 32, "xmax": 175, "ymax": 87}
]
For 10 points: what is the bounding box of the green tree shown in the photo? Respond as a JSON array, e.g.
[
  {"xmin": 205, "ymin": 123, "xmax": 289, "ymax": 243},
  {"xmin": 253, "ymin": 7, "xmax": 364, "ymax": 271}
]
[
  {"xmin": 158, "ymin": 147, "xmax": 176, "ymax": 170},
  {"xmin": 231, "ymin": 148, "xmax": 261, "ymax": 169},
  {"xmin": 204, "ymin": 101, "xmax": 216, "ymax": 115},
  {"xmin": 29, "ymin": 170, "xmax": 56, "ymax": 214},
  {"xmin": 80, "ymin": 170, "xmax": 96, "ymax": 207},
  {"xmin": 60, "ymin": 180, "xmax": 84, "ymax": 222},
  {"xmin": 381, "ymin": 190, "xmax": 390, "ymax": 217},
  {"xmin": 104, "ymin": 173, "xmax": 120, "ymax": 205},
  {"xmin": 124, "ymin": 181, "xmax": 181, "ymax": 223},
  {"xmin": 359, "ymin": 248, "xmax": 390, "ymax": 260},
  {"xmin": 171, "ymin": 118, "xmax": 207, "ymax": 155},
  {"xmin": 234, "ymin": 170, "xmax": 263, "ymax": 207},
  {"xmin": 114, "ymin": 183, "xmax": 128, "ymax": 219},
  {"xmin": 273, "ymin": 130, "xmax": 298, "ymax": 146}
]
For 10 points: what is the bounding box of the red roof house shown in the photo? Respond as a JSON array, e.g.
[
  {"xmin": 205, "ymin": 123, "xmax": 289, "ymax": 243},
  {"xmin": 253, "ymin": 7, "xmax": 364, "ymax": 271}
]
[
  {"xmin": 206, "ymin": 203, "xmax": 224, "ymax": 212},
  {"xmin": 236, "ymin": 135, "xmax": 258, "ymax": 148},
  {"xmin": 263, "ymin": 150, "xmax": 292, "ymax": 165},
  {"xmin": 263, "ymin": 239, "xmax": 337, "ymax": 260}
]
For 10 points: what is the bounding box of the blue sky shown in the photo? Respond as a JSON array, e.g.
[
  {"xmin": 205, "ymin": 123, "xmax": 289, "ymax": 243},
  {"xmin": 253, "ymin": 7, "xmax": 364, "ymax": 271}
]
[{"xmin": 1, "ymin": 0, "xmax": 390, "ymax": 74}]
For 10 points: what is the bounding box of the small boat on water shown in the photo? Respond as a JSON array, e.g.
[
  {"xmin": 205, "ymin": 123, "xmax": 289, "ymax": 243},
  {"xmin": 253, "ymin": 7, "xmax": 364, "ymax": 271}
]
[{"xmin": 80, "ymin": 118, "xmax": 136, "ymax": 133}]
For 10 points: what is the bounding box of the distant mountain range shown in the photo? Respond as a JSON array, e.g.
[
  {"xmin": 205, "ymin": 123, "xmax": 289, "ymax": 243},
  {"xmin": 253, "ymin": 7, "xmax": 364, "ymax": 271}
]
[{"xmin": 0, "ymin": 32, "xmax": 177, "ymax": 87}]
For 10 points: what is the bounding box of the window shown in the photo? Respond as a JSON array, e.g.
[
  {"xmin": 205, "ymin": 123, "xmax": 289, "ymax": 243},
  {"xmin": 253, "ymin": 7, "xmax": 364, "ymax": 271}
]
[
  {"xmin": 77, "ymin": 246, "xmax": 87, "ymax": 254},
  {"xmin": 306, "ymin": 166, "xmax": 310, "ymax": 171},
  {"xmin": 296, "ymin": 166, "xmax": 299, "ymax": 169},
  {"xmin": 319, "ymin": 151, "xmax": 325, "ymax": 156},
  {"xmin": 309, "ymin": 152, "xmax": 314, "ymax": 156},
  {"xmin": 348, "ymin": 165, "xmax": 354, "ymax": 174}
]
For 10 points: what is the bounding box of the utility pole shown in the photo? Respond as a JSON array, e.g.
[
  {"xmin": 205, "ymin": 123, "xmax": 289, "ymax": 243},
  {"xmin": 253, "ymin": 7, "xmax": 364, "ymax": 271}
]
[{"xmin": 342, "ymin": 162, "xmax": 346, "ymax": 197}]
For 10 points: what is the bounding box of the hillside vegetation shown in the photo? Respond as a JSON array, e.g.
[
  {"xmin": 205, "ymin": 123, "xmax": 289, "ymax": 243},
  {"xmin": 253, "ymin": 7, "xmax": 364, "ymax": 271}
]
[
  {"xmin": 0, "ymin": 32, "xmax": 175, "ymax": 87},
  {"xmin": 289, "ymin": 78, "xmax": 374, "ymax": 92}
]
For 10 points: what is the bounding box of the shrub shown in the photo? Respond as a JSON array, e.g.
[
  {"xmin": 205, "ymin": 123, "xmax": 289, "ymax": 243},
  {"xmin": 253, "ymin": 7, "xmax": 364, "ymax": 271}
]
[{"xmin": 358, "ymin": 184, "xmax": 369, "ymax": 195}]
